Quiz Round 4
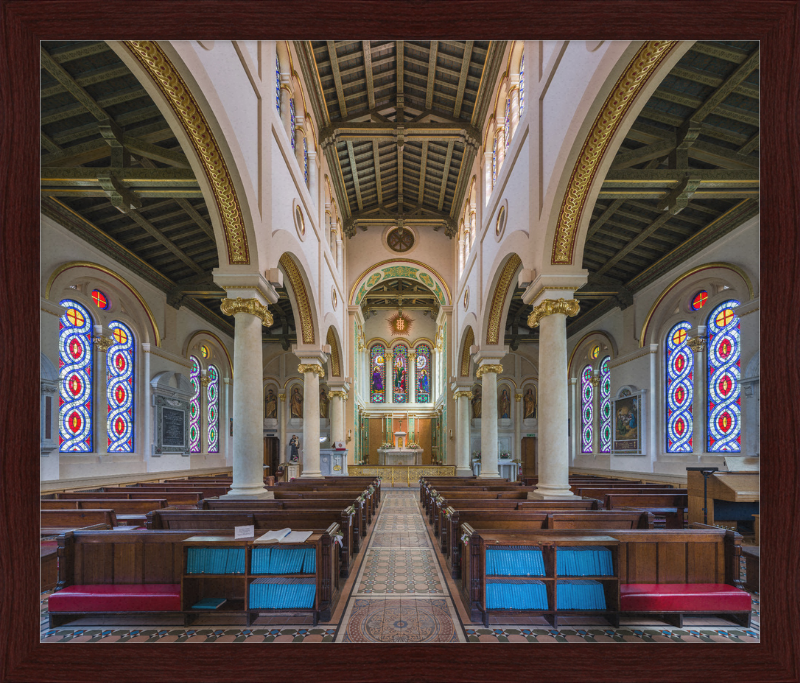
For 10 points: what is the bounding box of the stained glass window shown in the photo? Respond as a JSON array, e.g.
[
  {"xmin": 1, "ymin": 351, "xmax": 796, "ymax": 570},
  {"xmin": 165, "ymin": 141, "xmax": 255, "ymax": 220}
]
[
  {"xmin": 666, "ymin": 321, "xmax": 694, "ymax": 453},
  {"xmin": 200, "ymin": 345, "xmax": 209, "ymax": 358},
  {"xmin": 289, "ymin": 99, "xmax": 296, "ymax": 152},
  {"xmin": 370, "ymin": 344, "xmax": 386, "ymax": 403},
  {"xmin": 492, "ymin": 135, "xmax": 497, "ymax": 188},
  {"xmin": 275, "ymin": 56, "xmax": 281, "ymax": 114},
  {"xmin": 59, "ymin": 300, "xmax": 93, "ymax": 452},
  {"xmin": 580, "ymin": 365, "xmax": 593, "ymax": 453},
  {"xmin": 303, "ymin": 137, "xmax": 309, "ymax": 186},
  {"xmin": 189, "ymin": 356, "xmax": 201, "ymax": 453},
  {"xmin": 691, "ymin": 290, "xmax": 708, "ymax": 310},
  {"xmin": 590, "ymin": 345, "xmax": 599, "ymax": 359},
  {"xmin": 91, "ymin": 289, "xmax": 109, "ymax": 309},
  {"xmin": 707, "ymin": 300, "xmax": 741, "ymax": 452},
  {"xmin": 415, "ymin": 344, "xmax": 432, "ymax": 403},
  {"xmin": 599, "ymin": 356, "xmax": 611, "ymax": 453},
  {"xmin": 519, "ymin": 53, "xmax": 525, "ymax": 116},
  {"xmin": 207, "ymin": 364, "xmax": 219, "ymax": 453},
  {"xmin": 392, "ymin": 345, "xmax": 409, "ymax": 403},
  {"xmin": 504, "ymin": 97, "xmax": 511, "ymax": 151},
  {"xmin": 106, "ymin": 321, "xmax": 134, "ymax": 453}
]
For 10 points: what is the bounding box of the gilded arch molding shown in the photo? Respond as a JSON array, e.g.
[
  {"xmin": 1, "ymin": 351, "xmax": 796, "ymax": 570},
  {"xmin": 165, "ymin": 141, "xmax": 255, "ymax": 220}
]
[
  {"xmin": 326, "ymin": 327, "xmax": 341, "ymax": 377},
  {"xmin": 349, "ymin": 259, "xmax": 452, "ymax": 307},
  {"xmin": 551, "ymin": 40, "xmax": 677, "ymax": 266},
  {"xmin": 460, "ymin": 326, "xmax": 475, "ymax": 377},
  {"xmin": 279, "ymin": 253, "xmax": 315, "ymax": 345},
  {"xmin": 124, "ymin": 41, "xmax": 250, "ymax": 265},
  {"xmin": 486, "ymin": 254, "xmax": 522, "ymax": 346}
]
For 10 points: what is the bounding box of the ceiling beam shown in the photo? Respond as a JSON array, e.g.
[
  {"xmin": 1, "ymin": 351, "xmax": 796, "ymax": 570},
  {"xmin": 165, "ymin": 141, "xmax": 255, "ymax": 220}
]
[
  {"xmin": 128, "ymin": 210, "xmax": 206, "ymax": 275},
  {"xmin": 362, "ymin": 41, "xmax": 375, "ymax": 110},
  {"xmin": 603, "ymin": 169, "xmax": 758, "ymax": 183},
  {"xmin": 346, "ymin": 141, "xmax": 364, "ymax": 211},
  {"xmin": 453, "ymin": 41, "xmax": 474, "ymax": 118},
  {"xmin": 42, "ymin": 167, "xmax": 197, "ymax": 182},
  {"xmin": 40, "ymin": 46, "xmax": 107, "ymax": 121},
  {"xmin": 670, "ymin": 66, "xmax": 758, "ymax": 99},
  {"xmin": 438, "ymin": 141, "xmax": 455, "ymax": 211},
  {"xmin": 593, "ymin": 212, "xmax": 674, "ymax": 277},
  {"xmin": 425, "ymin": 42, "xmax": 438, "ymax": 110},
  {"xmin": 739, "ymin": 132, "xmax": 759, "ymax": 155},
  {"xmin": 691, "ymin": 49, "xmax": 759, "ymax": 123},
  {"xmin": 326, "ymin": 41, "xmax": 348, "ymax": 118},
  {"xmin": 586, "ymin": 199, "xmax": 625, "ymax": 240},
  {"xmin": 417, "ymin": 141, "xmax": 429, "ymax": 206},
  {"xmin": 611, "ymin": 139, "xmax": 674, "ymax": 169},
  {"xmin": 372, "ymin": 141, "xmax": 384, "ymax": 207}
]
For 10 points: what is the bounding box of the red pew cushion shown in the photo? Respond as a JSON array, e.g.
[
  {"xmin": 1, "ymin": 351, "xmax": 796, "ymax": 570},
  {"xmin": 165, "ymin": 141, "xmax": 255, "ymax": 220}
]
[
  {"xmin": 620, "ymin": 584, "xmax": 751, "ymax": 612},
  {"xmin": 49, "ymin": 584, "xmax": 181, "ymax": 612}
]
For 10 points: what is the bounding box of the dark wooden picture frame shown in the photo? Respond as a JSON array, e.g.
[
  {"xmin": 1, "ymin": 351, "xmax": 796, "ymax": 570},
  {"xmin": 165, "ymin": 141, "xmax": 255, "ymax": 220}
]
[{"xmin": 2, "ymin": 1, "xmax": 797, "ymax": 681}]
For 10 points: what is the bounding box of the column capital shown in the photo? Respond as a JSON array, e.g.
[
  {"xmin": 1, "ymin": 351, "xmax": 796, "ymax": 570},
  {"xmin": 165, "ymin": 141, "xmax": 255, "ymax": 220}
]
[
  {"xmin": 298, "ymin": 363, "xmax": 325, "ymax": 378},
  {"xmin": 687, "ymin": 336, "xmax": 707, "ymax": 353},
  {"xmin": 220, "ymin": 297, "xmax": 274, "ymax": 327},
  {"xmin": 453, "ymin": 390, "xmax": 474, "ymax": 399},
  {"xmin": 527, "ymin": 298, "xmax": 580, "ymax": 328},
  {"xmin": 384, "ymin": 350, "xmax": 394, "ymax": 359},
  {"xmin": 200, "ymin": 377, "xmax": 211, "ymax": 388},
  {"xmin": 515, "ymin": 393, "xmax": 523, "ymax": 401},
  {"xmin": 476, "ymin": 364, "xmax": 504, "ymax": 378},
  {"xmin": 408, "ymin": 350, "xmax": 417, "ymax": 359},
  {"xmin": 278, "ymin": 393, "xmax": 286, "ymax": 401},
  {"xmin": 328, "ymin": 389, "xmax": 348, "ymax": 400},
  {"xmin": 94, "ymin": 335, "xmax": 114, "ymax": 353}
]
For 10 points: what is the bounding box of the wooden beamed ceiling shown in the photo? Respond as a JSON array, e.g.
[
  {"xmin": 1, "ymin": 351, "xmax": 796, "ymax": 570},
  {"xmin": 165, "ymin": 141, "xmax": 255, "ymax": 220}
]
[{"xmin": 295, "ymin": 40, "xmax": 506, "ymax": 237}]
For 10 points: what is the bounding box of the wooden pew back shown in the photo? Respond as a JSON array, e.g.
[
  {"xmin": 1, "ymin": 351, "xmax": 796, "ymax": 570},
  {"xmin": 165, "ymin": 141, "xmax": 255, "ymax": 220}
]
[
  {"xmin": 42, "ymin": 499, "xmax": 168, "ymax": 514},
  {"xmin": 56, "ymin": 491, "xmax": 203, "ymax": 507},
  {"xmin": 41, "ymin": 509, "xmax": 118, "ymax": 529}
]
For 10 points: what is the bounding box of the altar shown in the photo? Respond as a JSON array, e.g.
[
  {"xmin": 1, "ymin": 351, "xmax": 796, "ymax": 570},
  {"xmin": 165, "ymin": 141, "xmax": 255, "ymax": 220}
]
[{"xmin": 378, "ymin": 431, "xmax": 423, "ymax": 466}]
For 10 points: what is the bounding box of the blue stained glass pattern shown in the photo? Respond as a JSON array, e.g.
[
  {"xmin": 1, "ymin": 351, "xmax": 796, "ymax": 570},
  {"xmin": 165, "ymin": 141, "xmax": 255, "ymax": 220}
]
[
  {"xmin": 599, "ymin": 356, "xmax": 611, "ymax": 453},
  {"xmin": 190, "ymin": 356, "xmax": 201, "ymax": 453},
  {"xmin": 290, "ymin": 99, "xmax": 296, "ymax": 152},
  {"xmin": 666, "ymin": 321, "xmax": 694, "ymax": 453},
  {"xmin": 707, "ymin": 300, "xmax": 741, "ymax": 452},
  {"xmin": 519, "ymin": 53, "xmax": 525, "ymax": 116},
  {"xmin": 59, "ymin": 300, "xmax": 94, "ymax": 452},
  {"xmin": 415, "ymin": 344, "xmax": 432, "ymax": 403},
  {"xmin": 393, "ymin": 345, "xmax": 409, "ymax": 404},
  {"xmin": 303, "ymin": 137, "xmax": 308, "ymax": 186},
  {"xmin": 370, "ymin": 344, "xmax": 386, "ymax": 403},
  {"xmin": 492, "ymin": 135, "xmax": 497, "ymax": 188},
  {"xmin": 107, "ymin": 321, "xmax": 134, "ymax": 453},
  {"xmin": 504, "ymin": 97, "xmax": 511, "ymax": 151},
  {"xmin": 276, "ymin": 56, "xmax": 281, "ymax": 114},
  {"xmin": 581, "ymin": 365, "xmax": 593, "ymax": 453},
  {"xmin": 207, "ymin": 365, "xmax": 219, "ymax": 453}
]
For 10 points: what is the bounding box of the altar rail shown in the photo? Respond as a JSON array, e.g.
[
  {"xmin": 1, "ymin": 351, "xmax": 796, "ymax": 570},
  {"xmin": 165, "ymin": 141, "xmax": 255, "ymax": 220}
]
[{"xmin": 348, "ymin": 465, "xmax": 456, "ymax": 486}]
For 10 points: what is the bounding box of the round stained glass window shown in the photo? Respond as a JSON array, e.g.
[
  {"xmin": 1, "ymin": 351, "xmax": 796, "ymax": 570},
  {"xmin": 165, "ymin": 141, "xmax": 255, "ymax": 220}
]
[
  {"xmin": 200, "ymin": 345, "xmax": 209, "ymax": 358},
  {"xmin": 691, "ymin": 290, "xmax": 708, "ymax": 310},
  {"xmin": 92, "ymin": 289, "xmax": 109, "ymax": 309},
  {"xmin": 672, "ymin": 327, "xmax": 687, "ymax": 346},
  {"xmin": 387, "ymin": 227, "xmax": 414, "ymax": 252},
  {"xmin": 112, "ymin": 327, "xmax": 128, "ymax": 344},
  {"xmin": 590, "ymin": 345, "xmax": 599, "ymax": 359}
]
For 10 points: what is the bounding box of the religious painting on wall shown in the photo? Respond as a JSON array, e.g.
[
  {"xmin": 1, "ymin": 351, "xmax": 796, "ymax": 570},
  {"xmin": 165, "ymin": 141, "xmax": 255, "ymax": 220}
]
[
  {"xmin": 265, "ymin": 388, "xmax": 277, "ymax": 419},
  {"xmin": 290, "ymin": 386, "xmax": 303, "ymax": 418},
  {"xmin": 415, "ymin": 344, "xmax": 431, "ymax": 403},
  {"xmin": 523, "ymin": 386, "xmax": 536, "ymax": 420},
  {"xmin": 370, "ymin": 344, "xmax": 385, "ymax": 403},
  {"xmin": 613, "ymin": 391, "xmax": 640, "ymax": 452},
  {"xmin": 393, "ymin": 345, "xmax": 408, "ymax": 403},
  {"xmin": 471, "ymin": 386, "xmax": 482, "ymax": 418}
]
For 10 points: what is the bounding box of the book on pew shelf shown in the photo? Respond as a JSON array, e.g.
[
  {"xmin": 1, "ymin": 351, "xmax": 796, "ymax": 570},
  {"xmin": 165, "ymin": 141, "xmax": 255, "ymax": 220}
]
[
  {"xmin": 254, "ymin": 528, "xmax": 292, "ymax": 544},
  {"xmin": 279, "ymin": 530, "xmax": 313, "ymax": 544},
  {"xmin": 191, "ymin": 597, "xmax": 226, "ymax": 610}
]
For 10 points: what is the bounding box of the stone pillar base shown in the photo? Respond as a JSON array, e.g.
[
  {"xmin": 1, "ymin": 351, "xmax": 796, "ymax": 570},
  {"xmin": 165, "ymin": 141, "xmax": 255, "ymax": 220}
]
[
  {"xmin": 527, "ymin": 488, "xmax": 577, "ymax": 500},
  {"xmin": 455, "ymin": 467, "xmax": 473, "ymax": 477},
  {"xmin": 221, "ymin": 488, "xmax": 275, "ymax": 500}
]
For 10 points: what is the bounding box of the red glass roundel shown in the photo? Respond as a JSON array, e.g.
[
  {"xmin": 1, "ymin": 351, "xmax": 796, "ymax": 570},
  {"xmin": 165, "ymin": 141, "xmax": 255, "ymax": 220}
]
[
  {"xmin": 718, "ymin": 375, "xmax": 733, "ymax": 397},
  {"xmin": 69, "ymin": 338, "xmax": 83, "ymax": 359},
  {"xmin": 92, "ymin": 290, "xmax": 109, "ymax": 309},
  {"xmin": 717, "ymin": 412, "xmax": 732, "ymax": 433},
  {"xmin": 115, "ymin": 354, "xmax": 126, "ymax": 371},
  {"xmin": 115, "ymin": 385, "xmax": 126, "ymax": 403},
  {"xmin": 718, "ymin": 338, "xmax": 732, "ymax": 360},
  {"xmin": 675, "ymin": 386, "xmax": 685, "ymax": 405},
  {"xmin": 68, "ymin": 412, "xmax": 82, "ymax": 433},
  {"xmin": 691, "ymin": 290, "xmax": 708, "ymax": 310},
  {"xmin": 675, "ymin": 417, "xmax": 685, "ymax": 436},
  {"xmin": 674, "ymin": 354, "xmax": 685, "ymax": 373},
  {"xmin": 114, "ymin": 416, "xmax": 126, "ymax": 435},
  {"xmin": 68, "ymin": 375, "xmax": 82, "ymax": 396}
]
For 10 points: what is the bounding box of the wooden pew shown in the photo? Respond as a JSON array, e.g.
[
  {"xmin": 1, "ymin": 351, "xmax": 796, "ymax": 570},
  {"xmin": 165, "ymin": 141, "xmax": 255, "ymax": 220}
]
[
  {"xmin": 41, "ymin": 499, "xmax": 168, "ymax": 526},
  {"xmin": 54, "ymin": 491, "xmax": 204, "ymax": 507},
  {"xmin": 146, "ymin": 509, "xmax": 357, "ymax": 578},
  {"xmin": 604, "ymin": 493, "xmax": 689, "ymax": 528},
  {"xmin": 41, "ymin": 509, "xmax": 118, "ymax": 535}
]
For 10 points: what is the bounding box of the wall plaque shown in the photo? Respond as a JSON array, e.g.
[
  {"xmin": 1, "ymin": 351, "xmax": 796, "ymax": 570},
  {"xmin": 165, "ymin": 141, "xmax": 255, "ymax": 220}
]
[{"xmin": 162, "ymin": 408, "xmax": 185, "ymax": 447}]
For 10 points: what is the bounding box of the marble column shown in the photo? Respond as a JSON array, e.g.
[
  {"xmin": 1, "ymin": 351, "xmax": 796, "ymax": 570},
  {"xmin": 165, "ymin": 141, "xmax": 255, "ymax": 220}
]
[
  {"xmin": 689, "ymin": 327, "xmax": 707, "ymax": 457},
  {"xmin": 294, "ymin": 115, "xmax": 306, "ymax": 171},
  {"xmin": 93, "ymin": 327, "xmax": 112, "ymax": 455},
  {"xmin": 219, "ymin": 297, "xmax": 272, "ymax": 498},
  {"xmin": 477, "ymin": 363, "xmax": 503, "ymax": 479},
  {"xmin": 514, "ymin": 392, "xmax": 522, "ymax": 462},
  {"xmin": 495, "ymin": 120, "xmax": 505, "ymax": 173},
  {"xmin": 408, "ymin": 350, "xmax": 417, "ymax": 404},
  {"xmin": 299, "ymin": 361, "xmax": 324, "ymax": 477},
  {"xmin": 278, "ymin": 392, "xmax": 287, "ymax": 462},
  {"xmin": 329, "ymin": 390, "xmax": 347, "ymax": 444},
  {"xmin": 308, "ymin": 150, "xmax": 318, "ymax": 199},
  {"xmin": 454, "ymin": 389, "xmax": 473, "ymax": 476},
  {"xmin": 529, "ymin": 298, "xmax": 580, "ymax": 498}
]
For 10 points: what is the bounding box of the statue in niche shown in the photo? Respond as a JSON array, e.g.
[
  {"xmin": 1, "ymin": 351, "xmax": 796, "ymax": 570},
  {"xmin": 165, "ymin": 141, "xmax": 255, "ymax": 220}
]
[
  {"xmin": 523, "ymin": 387, "xmax": 537, "ymax": 419},
  {"xmin": 290, "ymin": 386, "xmax": 303, "ymax": 418},
  {"xmin": 471, "ymin": 386, "xmax": 482, "ymax": 418},
  {"xmin": 265, "ymin": 389, "xmax": 277, "ymax": 419},
  {"xmin": 320, "ymin": 388, "xmax": 329, "ymax": 418},
  {"xmin": 498, "ymin": 388, "xmax": 511, "ymax": 419},
  {"xmin": 289, "ymin": 435, "xmax": 300, "ymax": 463}
]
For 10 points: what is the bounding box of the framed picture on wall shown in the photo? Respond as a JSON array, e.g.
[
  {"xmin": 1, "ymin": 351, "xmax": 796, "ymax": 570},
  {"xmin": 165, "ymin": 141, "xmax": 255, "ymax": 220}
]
[{"xmin": 612, "ymin": 388, "xmax": 643, "ymax": 454}]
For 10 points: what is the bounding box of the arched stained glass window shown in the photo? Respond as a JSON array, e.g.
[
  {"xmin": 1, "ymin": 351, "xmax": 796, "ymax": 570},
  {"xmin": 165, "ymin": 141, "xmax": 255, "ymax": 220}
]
[
  {"xmin": 393, "ymin": 345, "xmax": 409, "ymax": 403},
  {"xmin": 189, "ymin": 356, "xmax": 201, "ymax": 453},
  {"xmin": 504, "ymin": 97, "xmax": 511, "ymax": 151},
  {"xmin": 59, "ymin": 300, "xmax": 94, "ymax": 452},
  {"xmin": 666, "ymin": 321, "xmax": 694, "ymax": 453},
  {"xmin": 599, "ymin": 356, "xmax": 611, "ymax": 453},
  {"xmin": 519, "ymin": 53, "xmax": 525, "ymax": 116},
  {"xmin": 415, "ymin": 344, "xmax": 432, "ymax": 403},
  {"xmin": 580, "ymin": 365, "xmax": 593, "ymax": 453},
  {"xmin": 370, "ymin": 344, "xmax": 386, "ymax": 403},
  {"xmin": 107, "ymin": 321, "xmax": 134, "ymax": 453},
  {"xmin": 207, "ymin": 365, "xmax": 219, "ymax": 453},
  {"xmin": 492, "ymin": 135, "xmax": 497, "ymax": 188},
  {"xmin": 275, "ymin": 56, "xmax": 281, "ymax": 114},
  {"xmin": 707, "ymin": 300, "xmax": 741, "ymax": 452},
  {"xmin": 289, "ymin": 99, "xmax": 296, "ymax": 152},
  {"xmin": 303, "ymin": 137, "xmax": 309, "ymax": 186}
]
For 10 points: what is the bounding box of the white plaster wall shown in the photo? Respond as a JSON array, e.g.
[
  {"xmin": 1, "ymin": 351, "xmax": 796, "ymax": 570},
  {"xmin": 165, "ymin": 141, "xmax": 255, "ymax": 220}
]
[{"xmin": 363, "ymin": 311, "xmax": 437, "ymax": 347}]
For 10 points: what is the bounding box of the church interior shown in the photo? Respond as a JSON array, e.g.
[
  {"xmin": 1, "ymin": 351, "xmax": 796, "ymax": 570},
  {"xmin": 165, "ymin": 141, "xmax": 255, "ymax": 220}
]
[{"xmin": 38, "ymin": 39, "xmax": 762, "ymax": 647}]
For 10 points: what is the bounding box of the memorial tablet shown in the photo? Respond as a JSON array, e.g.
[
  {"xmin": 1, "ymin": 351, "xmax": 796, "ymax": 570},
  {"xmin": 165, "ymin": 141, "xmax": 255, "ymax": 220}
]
[{"xmin": 162, "ymin": 408, "xmax": 185, "ymax": 446}]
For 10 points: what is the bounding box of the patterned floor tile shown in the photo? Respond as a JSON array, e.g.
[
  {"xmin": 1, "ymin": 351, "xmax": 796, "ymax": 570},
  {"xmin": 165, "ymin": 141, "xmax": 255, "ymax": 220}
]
[{"xmin": 355, "ymin": 548, "xmax": 444, "ymax": 595}]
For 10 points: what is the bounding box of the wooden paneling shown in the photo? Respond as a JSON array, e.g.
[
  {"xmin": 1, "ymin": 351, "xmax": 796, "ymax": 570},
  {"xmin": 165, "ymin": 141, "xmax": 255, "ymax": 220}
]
[
  {"xmin": 112, "ymin": 543, "xmax": 142, "ymax": 584},
  {"xmin": 626, "ymin": 542, "xmax": 658, "ymax": 583},
  {"xmin": 657, "ymin": 541, "xmax": 687, "ymax": 583},
  {"xmin": 687, "ymin": 541, "xmax": 720, "ymax": 583},
  {"xmin": 79, "ymin": 544, "xmax": 114, "ymax": 584},
  {"xmin": 521, "ymin": 437, "xmax": 537, "ymax": 477},
  {"xmin": 368, "ymin": 418, "xmax": 383, "ymax": 465},
  {"xmin": 417, "ymin": 418, "xmax": 432, "ymax": 465}
]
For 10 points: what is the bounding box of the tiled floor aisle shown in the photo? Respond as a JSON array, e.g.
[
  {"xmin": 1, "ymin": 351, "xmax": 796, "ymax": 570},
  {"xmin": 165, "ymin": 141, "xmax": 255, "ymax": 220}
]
[{"xmin": 336, "ymin": 488, "xmax": 466, "ymax": 642}]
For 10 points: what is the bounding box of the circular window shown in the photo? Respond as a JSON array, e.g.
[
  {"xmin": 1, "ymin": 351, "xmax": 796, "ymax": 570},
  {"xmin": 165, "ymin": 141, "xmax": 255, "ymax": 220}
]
[
  {"xmin": 387, "ymin": 227, "xmax": 415, "ymax": 253},
  {"xmin": 200, "ymin": 344, "xmax": 209, "ymax": 358},
  {"xmin": 590, "ymin": 344, "xmax": 599, "ymax": 359},
  {"xmin": 91, "ymin": 289, "xmax": 109, "ymax": 309},
  {"xmin": 496, "ymin": 205, "xmax": 506, "ymax": 237},
  {"xmin": 672, "ymin": 327, "xmax": 687, "ymax": 346},
  {"xmin": 112, "ymin": 327, "xmax": 128, "ymax": 345},
  {"xmin": 294, "ymin": 205, "xmax": 305, "ymax": 239},
  {"xmin": 691, "ymin": 290, "xmax": 708, "ymax": 310},
  {"xmin": 331, "ymin": 286, "xmax": 338, "ymax": 310},
  {"xmin": 463, "ymin": 288, "xmax": 470, "ymax": 310}
]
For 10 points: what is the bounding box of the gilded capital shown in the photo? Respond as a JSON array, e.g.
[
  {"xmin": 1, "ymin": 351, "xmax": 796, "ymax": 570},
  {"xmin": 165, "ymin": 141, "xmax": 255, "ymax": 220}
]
[
  {"xmin": 298, "ymin": 363, "xmax": 325, "ymax": 378},
  {"xmin": 278, "ymin": 393, "xmax": 286, "ymax": 401},
  {"xmin": 328, "ymin": 390, "xmax": 348, "ymax": 400},
  {"xmin": 453, "ymin": 390, "xmax": 473, "ymax": 400},
  {"xmin": 515, "ymin": 393, "xmax": 523, "ymax": 402},
  {"xmin": 408, "ymin": 350, "xmax": 417, "ymax": 359},
  {"xmin": 687, "ymin": 336, "xmax": 707, "ymax": 353},
  {"xmin": 200, "ymin": 377, "xmax": 211, "ymax": 388},
  {"xmin": 476, "ymin": 364, "xmax": 504, "ymax": 378},
  {"xmin": 590, "ymin": 376, "xmax": 600, "ymax": 388},
  {"xmin": 220, "ymin": 297, "xmax": 273, "ymax": 327},
  {"xmin": 94, "ymin": 335, "xmax": 114, "ymax": 353},
  {"xmin": 527, "ymin": 298, "xmax": 581, "ymax": 328}
]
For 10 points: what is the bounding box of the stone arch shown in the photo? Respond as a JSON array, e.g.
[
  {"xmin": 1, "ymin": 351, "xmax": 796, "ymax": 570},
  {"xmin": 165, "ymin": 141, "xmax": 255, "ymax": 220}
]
[
  {"xmin": 325, "ymin": 325, "xmax": 343, "ymax": 378},
  {"xmin": 459, "ymin": 325, "xmax": 475, "ymax": 378},
  {"xmin": 278, "ymin": 252, "xmax": 319, "ymax": 346},
  {"xmin": 349, "ymin": 259, "xmax": 451, "ymax": 308},
  {"xmin": 568, "ymin": 330, "xmax": 618, "ymax": 378},
  {"xmin": 482, "ymin": 252, "xmax": 523, "ymax": 347},
  {"xmin": 115, "ymin": 41, "xmax": 259, "ymax": 268},
  {"xmin": 45, "ymin": 261, "xmax": 160, "ymax": 346},
  {"xmin": 183, "ymin": 330, "xmax": 233, "ymax": 379}
]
